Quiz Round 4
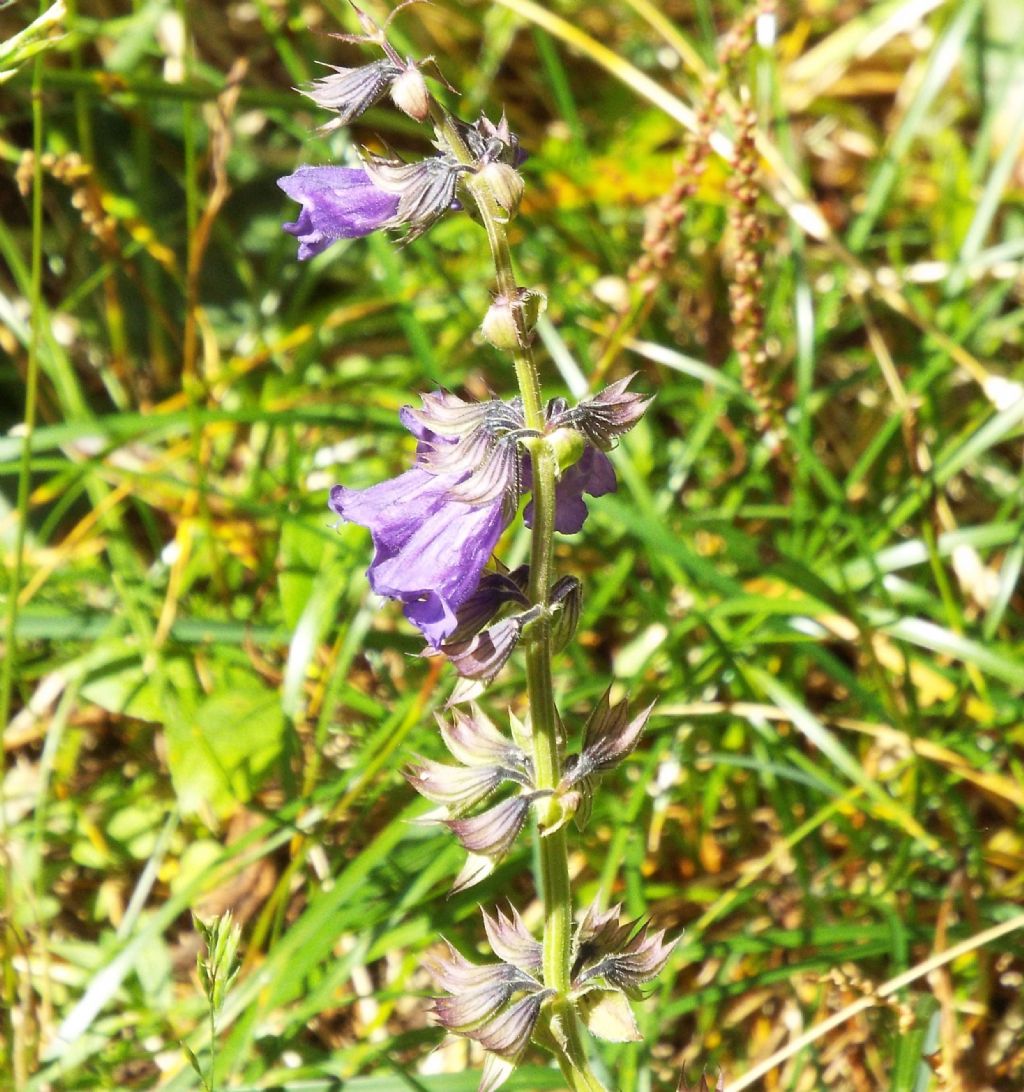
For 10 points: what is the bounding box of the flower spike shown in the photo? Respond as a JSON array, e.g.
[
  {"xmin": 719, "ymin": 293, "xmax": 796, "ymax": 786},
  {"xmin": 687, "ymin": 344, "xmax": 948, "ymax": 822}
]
[{"xmin": 276, "ymin": 12, "xmax": 667, "ymax": 1084}]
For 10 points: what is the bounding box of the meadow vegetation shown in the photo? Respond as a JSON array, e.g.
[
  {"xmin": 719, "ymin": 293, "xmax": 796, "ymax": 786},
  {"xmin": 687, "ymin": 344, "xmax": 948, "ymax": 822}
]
[{"xmin": 2, "ymin": 0, "xmax": 1023, "ymax": 1089}]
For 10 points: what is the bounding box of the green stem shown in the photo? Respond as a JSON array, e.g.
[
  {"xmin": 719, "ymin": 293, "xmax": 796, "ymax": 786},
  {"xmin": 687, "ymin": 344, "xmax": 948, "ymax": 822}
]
[{"xmin": 432, "ymin": 103, "xmax": 606, "ymax": 1091}]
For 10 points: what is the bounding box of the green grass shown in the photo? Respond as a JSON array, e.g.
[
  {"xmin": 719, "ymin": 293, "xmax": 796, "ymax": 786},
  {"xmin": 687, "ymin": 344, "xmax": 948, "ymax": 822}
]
[{"xmin": 2, "ymin": 0, "xmax": 1024, "ymax": 1089}]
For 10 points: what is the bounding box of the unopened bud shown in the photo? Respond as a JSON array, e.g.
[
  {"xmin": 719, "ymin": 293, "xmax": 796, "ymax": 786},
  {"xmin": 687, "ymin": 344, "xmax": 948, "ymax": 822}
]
[
  {"xmin": 481, "ymin": 287, "xmax": 546, "ymax": 351},
  {"xmin": 546, "ymin": 427, "xmax": 586, "ymax": 476},
  {"xmin": 477, "ymin": 160, "xmax": 524, "ymax": 218},
  {"xmin": 390, "ymin": 64, "xmax": 430, "ymax": 122}
]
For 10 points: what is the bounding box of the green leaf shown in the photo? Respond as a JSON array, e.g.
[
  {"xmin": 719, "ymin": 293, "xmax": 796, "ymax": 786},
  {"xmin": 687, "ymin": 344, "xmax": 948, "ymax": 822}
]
[
  {"xmin": 79, "ymin": 646, "xmax": 197, "ymax": 724},
  {"xmin": 279, "ymin": 517, "xmax": 329, "ymax": 630},
  {"xmin": 164, "ymin": 683, "xmax": 286, "ymax": 818}
]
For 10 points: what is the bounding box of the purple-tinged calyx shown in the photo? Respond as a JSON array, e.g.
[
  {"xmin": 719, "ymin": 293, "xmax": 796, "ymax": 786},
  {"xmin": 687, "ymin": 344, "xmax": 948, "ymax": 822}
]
[
  {"xmin": 428, "ymin": 947, "xmax": 540, "ymax": 1031},
  {"xmin": 446, "ymin": 113, "xmax": 524, "ymax": 169},
  {"xmin": 300, "ymin": 0, "xmax": 436, "ymax": 125},
  {"xmin": 363, "ymin": 151, "xmax": 468, "ymax": 242},
  {"xmin": 482, "ymin": 906, "xmax": 543, "ymax": 976},
  {"xmin": 559, "ymin": 691, "xmax": 652, "ymax": 830},
  {"xmin": 404, "ymin": 759, "xmax": 511, "ymax": 816},
  {"xmin": 406, "ymin": 707, "xmax": 531, "ymax": 817},
  {"xmin": 569, "ymin": 898, "xmax": 677, "ymax": 1000},
  {"xmin": 426, "ymin": 941, "xmax": 552, "ymax": 1079},
  {"xmin": 408, "ymin": 392, "xmax": 528, "ymax": 510},
  {"xmin": 436, "ymin": 575, "xmax": 577, "ymax": 694},
  {"xmin": 565, "ymin": 690, "xmax": 653, "ymax": 784},
  {"xmin": 472, "ymin": 992, "xmax": 549, "ymax": 1057},
  {"xmin": 444, "ymin": 792, "xmax": 536, "ymax": 858},
  {"xmin": 549, "ymin": 373, "xmax": 653, "ymax": 452},
  {"xmin": 301, "ymin": 58, "xmax": 403, "ymax": 129},
  {"xmin": 575, "ymin": 925, "xmax": 676, "ymax": 999},
  {"xmin": 549, "ymin": 575, "xmax": 582, "ymax": 654},
  {"xmin": 441, "ymin": 568, "xmax": 530, "ymax": 647},
  {"xmin": 409, "ymin": 708, "xmax": 536, "ymax": 892},
  {"xmin": 439, "ymin": 704, "xmax": 530, "ymax": 773},
  {"xmin": 574, "ymin": 897, "xmax": 637, "ymax": 957},
  {"xmin": 440, "ymin": 606, "xmax": 541, "ymax": 687}
]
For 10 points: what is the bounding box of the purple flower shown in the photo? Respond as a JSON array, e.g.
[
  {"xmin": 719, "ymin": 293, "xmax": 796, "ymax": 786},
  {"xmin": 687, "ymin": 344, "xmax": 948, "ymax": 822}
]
[
  {"xmin": 280, "ymin": 154, "xmax": 466, "ymax": 258},
  {"xmin": 329, "ymin": 405, "xmax": 514, "ymax": 648},
  {"xmin": 279, "ymin": 166, "xmax": 399, "ymax": 259},
  {"xmin": 330, "ymin": 477, "xmax": 507, "ymax": 650}
]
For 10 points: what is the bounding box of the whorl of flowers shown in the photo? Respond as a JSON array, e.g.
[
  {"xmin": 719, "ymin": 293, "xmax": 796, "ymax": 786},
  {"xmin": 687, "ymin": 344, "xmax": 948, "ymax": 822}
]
[
  {"xmin": 280, "ymin": 5, "xmax": 670, "ymax": 1090},
  {"xmin": 426, "ymin": 900, "xmax": 676, "ymax": 1084}
]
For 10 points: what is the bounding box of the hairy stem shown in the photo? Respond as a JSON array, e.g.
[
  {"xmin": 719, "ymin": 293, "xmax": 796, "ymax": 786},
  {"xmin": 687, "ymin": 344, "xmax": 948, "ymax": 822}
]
[{"xmin": 432, "ymin": 103, "xmax": 605, "ymax": 1089}]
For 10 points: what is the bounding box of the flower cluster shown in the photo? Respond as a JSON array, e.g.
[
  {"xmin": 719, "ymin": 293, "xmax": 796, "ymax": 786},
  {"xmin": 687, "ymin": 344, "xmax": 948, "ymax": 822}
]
[
  {"xmin": 427, "ymin": 901, "xmax": 675, "ymax": 1087},
  {"xmin": 406, "ymin": 703, "xmax": 536, "ymax": 892},
  {"xmin": 279, "ymin": 13, "xmax": 524, "ymax": 259},
  {"xmin": 329, "ymin": 380, "xmax": 648, "ymax": 680},
  {"xmin": 406, "ymin": 695, "xmax": 654, "ymax": 891}
]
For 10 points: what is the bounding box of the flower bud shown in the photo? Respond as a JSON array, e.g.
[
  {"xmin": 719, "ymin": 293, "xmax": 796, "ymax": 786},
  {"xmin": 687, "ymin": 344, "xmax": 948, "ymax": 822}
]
[
  {"xmin": 389, "ymin": 64, "xmax": 431, "ymax": 122},
  {"xmin": 477, "ymin": 160, "xmax": 524, "ymax": 218},
  {"xmin": 481, "ymin": 286, "xmax": 546, "ymax": 351},
  {"xmin": 546, "ymin": 427, "xmax": 586, "ymax": 477}
]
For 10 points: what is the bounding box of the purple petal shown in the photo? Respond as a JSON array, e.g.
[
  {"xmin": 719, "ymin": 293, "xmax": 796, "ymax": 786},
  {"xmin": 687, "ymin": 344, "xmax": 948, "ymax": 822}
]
[
  {"xmin": 524, "ymin": 445, "xmax": 617, "ymax": 535},
  {"xmin": 330, "ymin": 471, "xmax": 509, "ymax": 648},
  {"xmin": 278, "ymin": 166, "xmax": 399, "ymax": 259}
]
